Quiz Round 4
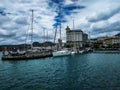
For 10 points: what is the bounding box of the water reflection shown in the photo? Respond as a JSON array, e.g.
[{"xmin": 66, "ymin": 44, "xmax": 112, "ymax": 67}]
[{"xmin": 1, "ymin": 53, "xmax": 120, "ymax": 90}]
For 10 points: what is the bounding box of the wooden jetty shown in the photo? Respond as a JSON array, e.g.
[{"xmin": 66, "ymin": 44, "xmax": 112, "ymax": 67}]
[{"xmin": 2, "ymin": 52, "xmax": 52, "ymax": 60}]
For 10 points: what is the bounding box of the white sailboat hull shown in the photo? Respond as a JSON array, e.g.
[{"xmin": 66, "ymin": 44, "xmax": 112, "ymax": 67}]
[
  {"xmin": 53, "ymin": 50, "xmax": 71, "ymax": 57},
  {"xmin": 71, "ymin": 51, "xmax": 76, "ymax": 55},
  {"xmin": 79, "ymin": 50, "xmax": 84, "ymax": 54}
]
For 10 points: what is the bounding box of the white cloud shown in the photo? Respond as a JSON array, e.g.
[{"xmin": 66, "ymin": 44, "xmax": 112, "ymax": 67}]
[
  {"xmin": 0, "ymin": 0, "xmax": 120, "ymax": 45},
  {"xmin": 63, "ymin": 0, "xmax": 120, "ymax": 38},
  {"xmin": 64, "ymin": 0, "xmax": 74, "ymax": 5}
]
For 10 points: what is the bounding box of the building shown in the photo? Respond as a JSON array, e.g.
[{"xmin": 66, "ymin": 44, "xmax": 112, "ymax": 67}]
[
  {"xmin": 93, "ymin": 36, "xmax": 120, "ymax": 49},
  {"xmin": 66, "ymin": 26, "xmax": 88, "ymax": 49},
  {"xmin": 103, "ymin": 36, "xmax": 120, "ymax": 47},
  {"xmin": 83, "ymin": 33, "xmax": 88, "ymax": 43}
]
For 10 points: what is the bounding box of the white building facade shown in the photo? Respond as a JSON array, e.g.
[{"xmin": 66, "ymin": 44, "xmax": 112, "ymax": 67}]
[
  {"xmin": 66, "ymin": 26, "xmax": 88, "ymax": 49},
  {"xmin": 103, "ymin": 36, "xmax": 120, "ymax": 47}
]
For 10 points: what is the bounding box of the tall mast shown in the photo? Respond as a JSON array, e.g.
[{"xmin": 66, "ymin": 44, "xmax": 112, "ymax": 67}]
[
  {"xmin": 43, "ymin": 28, "xmax": 45, "ymax": 42},
  {"xmin": 73, "ymin": 19, "xmax": 75, "ymax": 30},
  {"xmin": 30, "ymin": 10, "xmax": 34, "ymax": 48},
  {"xmin": 46, "ymin": 30, "xmax": 48, "ymax": 41},
  {"xmin": 73, "ymin": 19, "xmax": 75, "ymax": 50},
  {"xmin": 89, "ymin": 31, "xmax": 91, "ymax": 47},
  {"xmin": 54, "ymin": 26, "xmax": 57, "ymax": 43},
  {"xmin": 59, "ymin": 5, "xmax": 61, "ymax": 40}
]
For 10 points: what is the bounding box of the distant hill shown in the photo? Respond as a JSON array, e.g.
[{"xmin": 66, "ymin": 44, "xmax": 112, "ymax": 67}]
[
  {"xmin": 41, "ymin": 41, "xmax": 56, "ymax": 46},
  {"xmin": 0, "ymin": 41, "xmax": 55, "ymax": 47},
  {"xmin": 0, "ymin": 41, "xmax": 56, "ymax": 51},
  {"xmin": 0, "ymin": 44, "xmax": 31, "ymax": 51},
  {"xmin": 115, "ymin": 33, "xmax": 120, "ymax": 36},
  {"xmin": 33, "ymin": 41, "xmax": 56, "ymax": 47}
]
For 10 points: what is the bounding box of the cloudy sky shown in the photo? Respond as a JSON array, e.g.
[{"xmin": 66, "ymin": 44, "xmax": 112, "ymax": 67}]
[{"xmin": 0, "ymin": 0, "xmax": 120, "ymax": 45}]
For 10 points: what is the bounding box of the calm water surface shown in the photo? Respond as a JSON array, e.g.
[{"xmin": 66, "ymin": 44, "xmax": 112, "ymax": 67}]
[{"xmin": 0, "ymin": 53, "xmax": 120, "ymax": 90}]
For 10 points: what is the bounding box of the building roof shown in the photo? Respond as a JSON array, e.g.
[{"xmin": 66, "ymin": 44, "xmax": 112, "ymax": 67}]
[
  {"xmin": 67, "ymin": 29, "xmax": 83, "ymax": 32},
  {"xmin": 103, "ymin": 36, "xmax": 120, "ymax": 40},
  {"xmin": 66, "ymin": 26, "xmax": 83, "ymax": 32}
]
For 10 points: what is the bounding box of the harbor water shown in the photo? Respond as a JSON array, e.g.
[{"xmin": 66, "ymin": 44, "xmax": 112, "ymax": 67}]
[{"xmin": 1, "ymin": 53, "xmax": 120, "ymax": 90}]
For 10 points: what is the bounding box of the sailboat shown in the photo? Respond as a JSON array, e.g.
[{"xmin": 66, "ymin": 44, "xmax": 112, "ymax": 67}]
[
  {"xmin": 52, "ymin": 5, "xmax": 71, "ymax": 57},
  {"xmin": 53, "ymin": 50, "xmax": 71, "ymax": 56},
  {"xmin": 9, "ymin": 10, "xmax": 35, "ymax": 56},
  {"xmin": 2, "ymin": 10, "xmax": 53, "ymax": 60},
  {"xmin": 10, "ymin": 10, "xmax": 36, "ymax": 56},
  {"xmin": 52, "ymin": 26, "xmax": 71, "ymax": 56},
  {"xmin": 71, "ymin": 20, "xmax": 77, "ymax": 55}
]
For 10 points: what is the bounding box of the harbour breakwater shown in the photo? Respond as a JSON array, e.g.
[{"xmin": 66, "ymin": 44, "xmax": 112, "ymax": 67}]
[
  {"xmin": 93, "ymin": 49, "xmax": 120, "ymax": 53},
  {"xmin": 2, "ymin": 51, "xmax": 52, "ymax": 60}
]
